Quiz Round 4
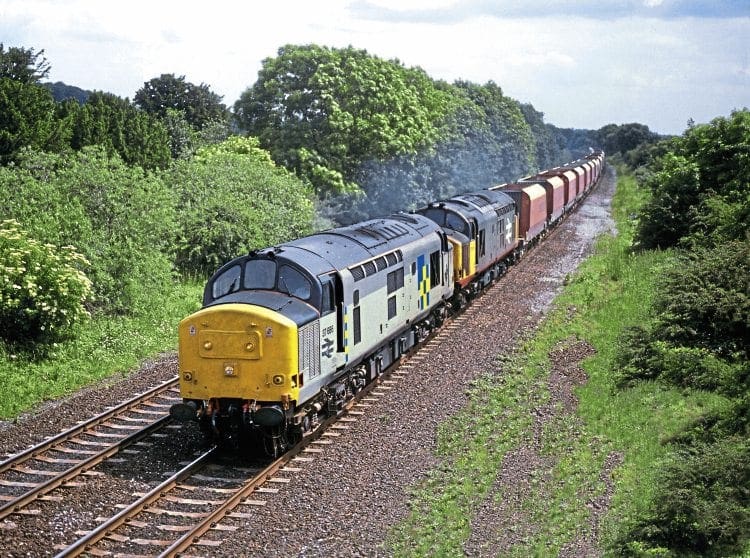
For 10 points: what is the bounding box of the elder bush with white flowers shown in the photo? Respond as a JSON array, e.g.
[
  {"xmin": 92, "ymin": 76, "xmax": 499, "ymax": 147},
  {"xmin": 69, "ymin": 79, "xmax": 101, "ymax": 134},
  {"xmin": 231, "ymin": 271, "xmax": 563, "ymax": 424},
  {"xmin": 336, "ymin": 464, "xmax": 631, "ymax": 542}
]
[{"xmin": 0, "ymin": 220, "xmax": 92, "ymax": 346}]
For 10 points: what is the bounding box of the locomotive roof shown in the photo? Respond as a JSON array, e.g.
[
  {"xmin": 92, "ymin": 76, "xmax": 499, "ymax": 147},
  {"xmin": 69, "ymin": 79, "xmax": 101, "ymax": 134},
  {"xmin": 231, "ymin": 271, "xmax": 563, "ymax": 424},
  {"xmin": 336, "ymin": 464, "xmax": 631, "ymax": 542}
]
[{"xmin": 281, "ymin": 213, "xmax": 442, "ymax": 273}]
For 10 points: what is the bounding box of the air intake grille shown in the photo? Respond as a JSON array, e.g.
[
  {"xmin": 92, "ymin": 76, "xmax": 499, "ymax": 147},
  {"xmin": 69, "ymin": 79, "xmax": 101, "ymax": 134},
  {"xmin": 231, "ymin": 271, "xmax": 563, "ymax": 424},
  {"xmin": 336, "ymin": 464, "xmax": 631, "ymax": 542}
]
[{"xmin": 298, "ymin": 321, "xmax": 320, "ymax": 379}]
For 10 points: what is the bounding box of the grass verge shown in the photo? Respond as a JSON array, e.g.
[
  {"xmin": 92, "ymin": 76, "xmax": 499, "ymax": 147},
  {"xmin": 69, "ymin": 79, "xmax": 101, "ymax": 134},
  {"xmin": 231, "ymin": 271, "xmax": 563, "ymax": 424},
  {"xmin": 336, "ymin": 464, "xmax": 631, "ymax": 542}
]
[
  {"xmin": 0, "ymin": 281, "xmax": 203, "ymax": 419},
  {"xmin": 386, "ymin": 168, "xmax": 729, "ymax": 556}
]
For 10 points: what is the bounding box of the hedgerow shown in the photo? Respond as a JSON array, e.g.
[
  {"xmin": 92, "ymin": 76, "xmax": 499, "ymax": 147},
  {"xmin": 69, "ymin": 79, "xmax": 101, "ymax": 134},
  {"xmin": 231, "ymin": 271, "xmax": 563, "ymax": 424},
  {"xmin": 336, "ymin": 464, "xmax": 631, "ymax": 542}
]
[{"xmin": 169, "ymin": 137, "xmax": 315, "ymax": 276}]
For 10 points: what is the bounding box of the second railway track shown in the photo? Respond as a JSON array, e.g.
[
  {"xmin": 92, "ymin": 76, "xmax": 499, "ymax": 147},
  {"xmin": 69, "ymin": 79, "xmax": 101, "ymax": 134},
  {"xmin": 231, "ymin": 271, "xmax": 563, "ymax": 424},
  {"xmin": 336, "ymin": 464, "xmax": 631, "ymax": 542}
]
[{"xmin": 0, "ymin": 377, "xmax": 180, "ymax": 520}]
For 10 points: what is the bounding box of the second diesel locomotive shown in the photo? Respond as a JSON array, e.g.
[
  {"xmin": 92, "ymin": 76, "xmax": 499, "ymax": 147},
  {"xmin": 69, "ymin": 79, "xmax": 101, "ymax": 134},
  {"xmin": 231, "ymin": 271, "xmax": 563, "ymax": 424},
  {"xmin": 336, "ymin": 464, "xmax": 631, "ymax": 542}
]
[{"xmin": 170, "ymin": 151, "xmax": 605, "ymax": 455}]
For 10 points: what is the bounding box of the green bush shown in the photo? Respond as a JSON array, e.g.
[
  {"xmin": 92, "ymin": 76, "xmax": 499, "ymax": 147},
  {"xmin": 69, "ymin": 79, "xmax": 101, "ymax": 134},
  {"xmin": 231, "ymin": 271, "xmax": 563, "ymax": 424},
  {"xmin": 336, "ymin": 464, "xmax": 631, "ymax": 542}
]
[
  {"xmin": 0, "ymin": 219, "xmax": 92, "ymax": 345},
  {"xmin": 614, "ymin": 436, "xmax": 750, "ymax": 557},
  {"xmin": 635, "ymin": 109, "xmax": 750, "ymax": 250},
  {"xmin": 654, "ymin": 241, "xmax": 750, "ymax": 358},
  {"xmin": 169, "ymin": 137, "xmax": 315, "ymax": 275}
]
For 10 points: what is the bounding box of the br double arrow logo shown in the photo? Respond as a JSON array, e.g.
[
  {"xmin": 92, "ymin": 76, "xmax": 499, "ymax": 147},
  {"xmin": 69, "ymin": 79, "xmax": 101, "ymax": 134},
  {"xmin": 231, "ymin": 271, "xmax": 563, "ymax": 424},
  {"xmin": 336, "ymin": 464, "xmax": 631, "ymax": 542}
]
[{"xmin": 321, "ymin": 337, "xmax": 334, "ymax": 358}]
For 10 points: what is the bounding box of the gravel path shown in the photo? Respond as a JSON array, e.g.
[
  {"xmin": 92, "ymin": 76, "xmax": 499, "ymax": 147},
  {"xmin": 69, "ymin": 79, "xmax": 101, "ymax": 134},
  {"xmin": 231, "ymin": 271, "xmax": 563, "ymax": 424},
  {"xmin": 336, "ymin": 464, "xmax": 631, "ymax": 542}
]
[{"xmin": 0, "ymin": 166, "xmax": 616, "ymax": 557}]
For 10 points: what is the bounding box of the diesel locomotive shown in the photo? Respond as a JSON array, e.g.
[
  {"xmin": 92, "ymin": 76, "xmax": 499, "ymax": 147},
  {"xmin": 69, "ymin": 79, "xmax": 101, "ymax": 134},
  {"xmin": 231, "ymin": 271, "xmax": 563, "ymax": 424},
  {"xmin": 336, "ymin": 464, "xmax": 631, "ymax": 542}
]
[{"xmin": 170, "ymin": 151, "xmax": 605, "ymax": 456}]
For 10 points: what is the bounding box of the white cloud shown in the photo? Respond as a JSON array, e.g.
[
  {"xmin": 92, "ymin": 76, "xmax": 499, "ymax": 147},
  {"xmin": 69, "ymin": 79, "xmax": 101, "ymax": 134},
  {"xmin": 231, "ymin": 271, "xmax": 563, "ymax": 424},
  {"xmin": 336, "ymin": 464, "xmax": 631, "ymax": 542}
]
[{"xmin": 1, "ymin": 0, "xmax": 747, "ymax": 134}]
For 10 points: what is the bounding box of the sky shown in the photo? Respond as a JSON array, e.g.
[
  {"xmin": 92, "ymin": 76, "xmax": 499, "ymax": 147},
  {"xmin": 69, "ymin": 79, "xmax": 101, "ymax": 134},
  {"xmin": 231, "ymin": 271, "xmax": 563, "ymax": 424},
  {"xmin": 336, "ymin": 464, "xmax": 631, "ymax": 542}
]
[{"xmin": 2, "ymin": 0, "xmax": 748, "ymax": 135}]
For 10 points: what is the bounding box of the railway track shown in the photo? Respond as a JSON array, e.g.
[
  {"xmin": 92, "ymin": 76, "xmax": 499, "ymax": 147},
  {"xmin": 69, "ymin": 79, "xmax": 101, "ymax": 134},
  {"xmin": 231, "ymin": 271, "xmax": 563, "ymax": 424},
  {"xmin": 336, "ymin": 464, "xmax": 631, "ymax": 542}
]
[
  {"xmin": 51, "ymin": 347, "xmax": 431, "ymax": 557},
  {"xmin": 0, "ymin": 377, "xmax": 180, "ymax": 520}
]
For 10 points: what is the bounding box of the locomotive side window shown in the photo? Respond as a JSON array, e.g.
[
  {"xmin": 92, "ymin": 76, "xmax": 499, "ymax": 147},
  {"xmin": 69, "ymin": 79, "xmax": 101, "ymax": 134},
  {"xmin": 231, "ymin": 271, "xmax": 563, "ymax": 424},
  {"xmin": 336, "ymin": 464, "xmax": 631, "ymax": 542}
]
[
  {"xmin": 320, "ymin": 277, "xmax": 335, "ymax": 316},
  {"xmin": 243, "ymin": 259, "xmax": 276, "ymax": 290},
  {"xmin": 212, "ymin": 265, "xmax": 241, "ymax": 299},
  {"xmin": 387, "ymin": 296, "xmax": 397, "ymax": 319},
  {"xmin": 353, "ymin": 306, "xmax": 362, "ymax": 344},
  {"xmin": 277, "ymin": 265, "xmax": 312, "ymax": 300},
  {"xmin": 387, "ymin": 268, "xmax": 404, "ymax": 294},
  {"xmin": 430, "ymin": 250, "xmax": 441, "ymax": 286}
]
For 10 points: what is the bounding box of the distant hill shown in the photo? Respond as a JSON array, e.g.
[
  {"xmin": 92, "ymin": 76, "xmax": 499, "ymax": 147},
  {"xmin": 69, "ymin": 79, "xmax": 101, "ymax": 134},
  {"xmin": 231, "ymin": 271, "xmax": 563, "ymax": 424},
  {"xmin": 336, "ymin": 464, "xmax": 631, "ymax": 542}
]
[{"xmin": 43, "ymin": 81, "xmax": 90, "ymax": 104}]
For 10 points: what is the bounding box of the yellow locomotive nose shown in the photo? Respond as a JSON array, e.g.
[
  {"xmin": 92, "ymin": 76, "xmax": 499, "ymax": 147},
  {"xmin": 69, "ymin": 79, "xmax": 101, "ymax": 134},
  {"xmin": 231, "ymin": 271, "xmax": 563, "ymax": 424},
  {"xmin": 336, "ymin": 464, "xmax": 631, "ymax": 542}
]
[{"xmin": 177, "ymin": 303, "xmax": 299, "ymax": 403}]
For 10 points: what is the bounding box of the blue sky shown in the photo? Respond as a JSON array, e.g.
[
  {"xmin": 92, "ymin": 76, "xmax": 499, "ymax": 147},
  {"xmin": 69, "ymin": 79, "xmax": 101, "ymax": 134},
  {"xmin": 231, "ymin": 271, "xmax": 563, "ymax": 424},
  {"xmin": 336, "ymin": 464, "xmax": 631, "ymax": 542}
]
[{"xmin": 2, "ymin": 0, "xmax": 748, "ymax": 135}]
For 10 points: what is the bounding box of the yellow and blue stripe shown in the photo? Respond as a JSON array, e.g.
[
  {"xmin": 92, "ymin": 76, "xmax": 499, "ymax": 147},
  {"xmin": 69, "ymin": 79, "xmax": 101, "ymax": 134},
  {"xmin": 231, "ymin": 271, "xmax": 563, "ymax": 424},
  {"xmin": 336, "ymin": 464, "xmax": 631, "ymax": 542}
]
[{"xmin": 417, "ymin": 254, "xmax": 430, "ymax": 310}]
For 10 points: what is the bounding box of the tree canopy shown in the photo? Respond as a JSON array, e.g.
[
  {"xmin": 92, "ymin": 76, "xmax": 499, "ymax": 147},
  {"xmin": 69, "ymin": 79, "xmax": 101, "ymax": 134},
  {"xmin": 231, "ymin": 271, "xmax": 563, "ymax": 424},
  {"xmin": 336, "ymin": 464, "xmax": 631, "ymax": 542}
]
[
  {"xmin": 635, "ymin": 109, "xmax": 750, "ymax": 249},
  {"xmin": 134, "ymin": 73, "xmax": 229, "ymax": 130},
  {"xmin": 234, "ymin": 44, "xmax": 452, "ymax": 198},
  {"xmin": 595, "ymin": 122, "xmax": 660, "ymax": 156},
  {"xmin": 0, "ymin": 44, "xmax": 50, "ymax": 84},
  {"xmin": 70, "ymin": 91, "xmax": 171, "ymax": 169},
  {"xmin": 0, "ymin": 78, "xmax": 66, "ymax": 164}
]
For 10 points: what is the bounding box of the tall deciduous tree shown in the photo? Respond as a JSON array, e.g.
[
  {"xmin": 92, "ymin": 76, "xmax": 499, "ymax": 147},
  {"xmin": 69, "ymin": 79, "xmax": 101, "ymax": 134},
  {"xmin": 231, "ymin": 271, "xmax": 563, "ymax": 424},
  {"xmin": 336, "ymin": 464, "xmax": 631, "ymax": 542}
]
[
  {"xmin": 234, "ymin": 44, "xmax": 451, "ymax": 197},
  {"xmin": 134, "ymin": 74, "xmax": 229, "ymax": 130},
  {"xmin": 454, "ymin": 81, "xmax": 537, "ymax": 181},
  {"xmin": 595, "ymin": 122, "xmax": 659, "ymax": 156},
  {"xmin": 0, "ymin": 44, "xmax": 50, "ymax": 84},
  {"xmin": 520, "ymin": 102, "xmax": 563, "ymax": 171}
]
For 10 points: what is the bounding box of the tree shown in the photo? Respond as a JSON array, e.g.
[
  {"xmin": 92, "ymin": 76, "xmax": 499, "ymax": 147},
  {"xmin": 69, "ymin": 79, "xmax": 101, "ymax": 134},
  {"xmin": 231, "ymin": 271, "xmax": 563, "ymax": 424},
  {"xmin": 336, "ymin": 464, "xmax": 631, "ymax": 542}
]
[
  {"xmin": 234, "ymin": 44, "xmax": 451, "ymax": 198},
  {"xmin": 134, "ymin": 74, "xmax": 229, "ymax": 130},
  {"xmin": 455, "ymin": 81, "xmax": 536, "ymax": 180},
  {"xmin": 70, "ymin": 91, "xmax": 171, "ymax": 169},
  {"xmin": 595, "ymin": 122, "xmax": 659, "ymax": 156},
  {"xmin": 520, "ymin": 102, "xmax": 562, "ymax": 171},
  {"xmin": 0, "ymin": 78, "xmax": 65, "ymax": 164},
  {"xmin": 635, "ymin": 109, "xmax": 750, "ymax": 249},
  {"xmin": 0, "ymin": 44, "xmax": 50, "ymax": 84}
]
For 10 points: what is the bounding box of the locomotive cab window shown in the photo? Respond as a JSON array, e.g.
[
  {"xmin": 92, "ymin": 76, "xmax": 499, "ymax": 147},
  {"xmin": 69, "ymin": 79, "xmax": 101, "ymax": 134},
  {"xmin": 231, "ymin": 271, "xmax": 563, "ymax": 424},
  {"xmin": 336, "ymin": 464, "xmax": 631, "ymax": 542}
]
[
  {"xmin": 277, "ymin": 264, "xmax": 312, "ymax": 301},
  {"xmin": 212, "ymin": 265, "xmax": 241, "ymax": 299},
  {"xmin": 445, "ymin": 212, "xmax": 470, "ymax": 238},
  {"xmin": 243, "ymin": 259, "xmax": 276, "ymax": 290}
]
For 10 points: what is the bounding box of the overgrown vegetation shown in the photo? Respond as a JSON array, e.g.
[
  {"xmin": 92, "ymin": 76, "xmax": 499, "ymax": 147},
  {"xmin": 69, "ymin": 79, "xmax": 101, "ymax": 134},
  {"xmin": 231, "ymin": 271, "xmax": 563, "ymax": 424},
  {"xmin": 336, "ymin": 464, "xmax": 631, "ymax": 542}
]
[
  {"xmin": 0, "ymin": 219, "xmax": 92, "ymax": 347},
  {"xmin": 389, "ymin": 110, "xmax": 749, "ymax": 556},
  {"xmin": 609, "ymin": 110, "xmax": 750, "ymax": 557}
]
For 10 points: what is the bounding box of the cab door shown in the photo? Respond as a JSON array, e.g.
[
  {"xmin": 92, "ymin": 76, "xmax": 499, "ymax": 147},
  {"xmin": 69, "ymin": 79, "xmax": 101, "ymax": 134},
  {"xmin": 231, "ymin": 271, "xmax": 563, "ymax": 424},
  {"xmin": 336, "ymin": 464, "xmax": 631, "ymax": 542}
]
[{"xmin": 318, "ymin": 273, "xmax": 345, "ymax": 376}]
